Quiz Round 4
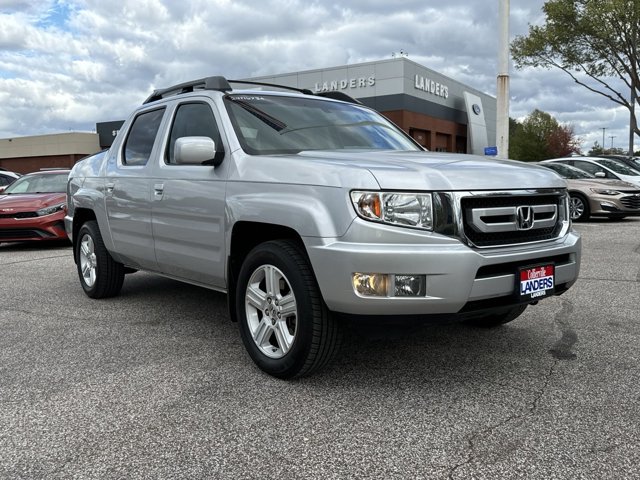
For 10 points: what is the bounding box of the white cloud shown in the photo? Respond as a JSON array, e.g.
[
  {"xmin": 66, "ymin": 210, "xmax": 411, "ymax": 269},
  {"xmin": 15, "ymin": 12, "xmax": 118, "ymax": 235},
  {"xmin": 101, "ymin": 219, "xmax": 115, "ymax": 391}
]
[{"xmin": 0, "ymin": 0, "xmax": 636, "ymax": 152}]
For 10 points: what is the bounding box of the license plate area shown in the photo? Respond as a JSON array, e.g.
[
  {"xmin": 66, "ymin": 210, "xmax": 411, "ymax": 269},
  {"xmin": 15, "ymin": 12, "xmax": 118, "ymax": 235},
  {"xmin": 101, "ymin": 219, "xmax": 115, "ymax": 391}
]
[{"xmin": 517, "ymin": 264, "xmax": 555, "ymax": 302}]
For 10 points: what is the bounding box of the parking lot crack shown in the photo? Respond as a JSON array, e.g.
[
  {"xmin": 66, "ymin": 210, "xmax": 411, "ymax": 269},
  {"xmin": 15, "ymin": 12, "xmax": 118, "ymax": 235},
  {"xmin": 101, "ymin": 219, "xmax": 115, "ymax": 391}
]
[{"xmin": 447, "ymin": 362, "xmax": 557, "ymax": 479}]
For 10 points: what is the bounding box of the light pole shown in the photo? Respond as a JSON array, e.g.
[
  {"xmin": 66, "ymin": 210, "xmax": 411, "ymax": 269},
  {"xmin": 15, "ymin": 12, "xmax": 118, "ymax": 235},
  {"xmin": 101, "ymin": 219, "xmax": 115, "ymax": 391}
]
[
  {"xmin": 602, "ymin": 127, "xmax": 606, "ymax": 153},
  {"xmin": 496, "ymin": 0, "xmax": 510, "ymax": 159},
  {"xmin": 610, "ymin": 135, "xmax": 616, "ymax": 152}
]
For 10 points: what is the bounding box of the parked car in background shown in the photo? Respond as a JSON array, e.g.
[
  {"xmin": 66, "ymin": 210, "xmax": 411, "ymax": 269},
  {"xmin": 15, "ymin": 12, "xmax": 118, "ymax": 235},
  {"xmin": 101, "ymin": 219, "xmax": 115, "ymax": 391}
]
[
  {"xmin": 597, "ymin": 154, "xmax": 640, "ymax": 172},
  {"xmin": 536, "ymin": 162, "xmax": 640, "ymax": 221},
  {"xmin": 543, "ymin": 156, "xmax": 640, "ymax": 187},
  {"xmin": 0, "ymin": 170, "xmax": 21, "ymax": 193},
  {"xmin": 0, "ymin": 169, "xmax": 69, "ymax": 244}
]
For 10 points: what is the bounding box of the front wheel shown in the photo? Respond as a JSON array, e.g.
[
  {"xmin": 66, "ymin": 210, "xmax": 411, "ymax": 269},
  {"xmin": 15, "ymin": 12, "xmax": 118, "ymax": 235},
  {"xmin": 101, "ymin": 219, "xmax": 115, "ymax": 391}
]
[
  {"xmin": 236, "ymin": 240, "xmax": 341, "ymax": 379},
  {"xmin": 569, "ymin": 193, "xmax": 590, "ymax": 221},
  {"xmin": 76, "ymin": 220, "xmax": 125, "ymax": 298}
]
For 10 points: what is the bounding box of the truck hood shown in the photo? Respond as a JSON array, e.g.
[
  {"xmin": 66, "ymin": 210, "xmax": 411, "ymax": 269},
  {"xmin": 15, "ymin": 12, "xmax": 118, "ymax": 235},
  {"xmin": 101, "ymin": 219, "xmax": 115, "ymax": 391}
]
[{"xmin": 296, "ymin": 150, "xmax": 567, "ymax": 191}]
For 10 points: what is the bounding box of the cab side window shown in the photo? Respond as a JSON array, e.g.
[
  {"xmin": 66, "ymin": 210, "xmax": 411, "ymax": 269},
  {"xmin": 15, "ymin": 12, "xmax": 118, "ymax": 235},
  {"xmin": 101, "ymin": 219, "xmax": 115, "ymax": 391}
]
[
  {"xmin": 123, "ymin": 108, "xmax": 165, "ymax": 166},
  {"xmin": 573, "ymin": 161, "xmax": 611, "ymax": 178},
  {"xmin": 166, "ymin": 103, "xmax": 224, "ymax": 165}
]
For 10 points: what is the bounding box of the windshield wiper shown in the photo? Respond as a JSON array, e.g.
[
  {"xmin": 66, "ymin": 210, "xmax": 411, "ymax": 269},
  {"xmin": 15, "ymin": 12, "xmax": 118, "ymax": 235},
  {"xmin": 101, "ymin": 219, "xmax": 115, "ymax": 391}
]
[{"xmin": 225, "ymin": 96, "xmax": 287, "ymax": 132}]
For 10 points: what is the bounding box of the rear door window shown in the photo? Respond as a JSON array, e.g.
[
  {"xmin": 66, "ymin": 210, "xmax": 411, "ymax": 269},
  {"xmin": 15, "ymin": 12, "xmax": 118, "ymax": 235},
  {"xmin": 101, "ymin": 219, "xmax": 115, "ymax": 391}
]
[{"xmin": 123, "ymin": 108, "xmax": 165, "ymax": 166}]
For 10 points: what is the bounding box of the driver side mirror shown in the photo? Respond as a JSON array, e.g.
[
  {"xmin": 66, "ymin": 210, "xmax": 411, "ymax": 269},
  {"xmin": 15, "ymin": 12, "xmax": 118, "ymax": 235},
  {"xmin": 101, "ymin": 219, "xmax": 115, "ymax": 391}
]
[
  {"xmin": 594, "ymin": 171, "xmax": 606, "ymax": 178},
  {"xmin": 174, "ymin": 136, "xmax": 223, "ymax": 167}
]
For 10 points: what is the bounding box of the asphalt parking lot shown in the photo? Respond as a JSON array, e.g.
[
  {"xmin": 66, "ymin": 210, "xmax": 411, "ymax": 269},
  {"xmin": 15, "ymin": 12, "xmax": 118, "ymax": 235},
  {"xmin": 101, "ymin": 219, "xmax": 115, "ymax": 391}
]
[{"xmin": 1, "ymin": 219, "xmax": 639, "ymax": 479}]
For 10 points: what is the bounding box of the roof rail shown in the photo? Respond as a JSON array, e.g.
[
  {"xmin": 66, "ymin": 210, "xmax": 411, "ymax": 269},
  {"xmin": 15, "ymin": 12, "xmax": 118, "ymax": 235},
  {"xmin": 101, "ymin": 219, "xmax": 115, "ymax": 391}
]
[
  {"xmin": 142, "ymin": 75, "xmax": 362, "ymax": 106},
  {"xmin": 229, "ymin": 80, "xmax": 361, "ymax": 104},
  {"xmin": 315, "ymin": 91, "xmax": 362, "ymax": 105},
  {"xmin": 143, "ymin": 76, "xmax": 232, "ymax": 104},
  {"xmin": 228, "ymin": 79, "xmax": 314, "ymax": 95}
]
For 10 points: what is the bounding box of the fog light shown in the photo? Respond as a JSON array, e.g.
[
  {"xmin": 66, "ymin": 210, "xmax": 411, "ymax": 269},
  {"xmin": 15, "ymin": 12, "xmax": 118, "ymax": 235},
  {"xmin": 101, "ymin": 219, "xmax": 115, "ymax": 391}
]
[
  {"xmin": 394, "ymin": 275, "xmax": 426, "ymax": 297},
  {"xmin": 353, "ymin": 273, "xmax": 388, "ymax": 296}
]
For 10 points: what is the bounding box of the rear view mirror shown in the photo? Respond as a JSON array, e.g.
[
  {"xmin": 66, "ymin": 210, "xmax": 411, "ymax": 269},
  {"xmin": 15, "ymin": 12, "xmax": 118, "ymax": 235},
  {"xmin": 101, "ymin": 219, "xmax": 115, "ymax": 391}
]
[{"xmin": 174, "ymin": 137, "xmax": 222, "ymax": 166}]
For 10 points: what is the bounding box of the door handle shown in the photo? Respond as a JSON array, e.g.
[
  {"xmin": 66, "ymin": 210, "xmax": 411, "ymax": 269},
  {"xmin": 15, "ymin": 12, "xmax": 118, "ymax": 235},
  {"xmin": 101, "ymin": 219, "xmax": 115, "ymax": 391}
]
[
  {"xmin": 105, "ymin": 182, "xmax": 115, "ymax": 194},
  {"xmin": 154, "ymin": 183, "xmax": 164, "ymax": 196}
]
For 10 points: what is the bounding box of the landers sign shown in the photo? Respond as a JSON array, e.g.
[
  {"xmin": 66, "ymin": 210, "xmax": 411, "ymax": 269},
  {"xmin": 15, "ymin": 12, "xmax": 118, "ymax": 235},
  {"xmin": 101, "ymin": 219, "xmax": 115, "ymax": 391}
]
[
  {"xmin": 414, "ymin": 74, "xmax": 449, "ymax": 99},
  {"xmin": 314, "ymin": 75, "xmax": 375, "ymax": 92}
]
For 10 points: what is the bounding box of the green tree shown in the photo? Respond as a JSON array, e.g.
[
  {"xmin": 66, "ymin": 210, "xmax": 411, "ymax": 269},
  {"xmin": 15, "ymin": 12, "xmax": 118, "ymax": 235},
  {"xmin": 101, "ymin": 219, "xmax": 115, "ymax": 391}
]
[
  {"xmin": 588, "ymin": 141, "xmax": 604, "ymax": 156},
  {"xmin": 510, "ymin": 109, "xmax": 581, "ymax": 161},
  {"xmin": 511, "ymin": 0, "xmax": 640, "ymax": 153}
]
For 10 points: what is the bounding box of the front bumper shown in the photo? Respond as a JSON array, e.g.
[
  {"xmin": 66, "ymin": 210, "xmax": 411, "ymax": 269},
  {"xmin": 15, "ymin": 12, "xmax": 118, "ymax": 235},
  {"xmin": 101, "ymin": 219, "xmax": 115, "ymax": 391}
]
[
  {"xmin": 588, "ymin": 194, "xmax": 640, "ymax": 216},
  {"xmin": 305, "ymin": 219, "xmax": 581, "ymax": 316},
  {"xmin": 0, "ymin": 213, "xmax": 68, "ymax": 242}
]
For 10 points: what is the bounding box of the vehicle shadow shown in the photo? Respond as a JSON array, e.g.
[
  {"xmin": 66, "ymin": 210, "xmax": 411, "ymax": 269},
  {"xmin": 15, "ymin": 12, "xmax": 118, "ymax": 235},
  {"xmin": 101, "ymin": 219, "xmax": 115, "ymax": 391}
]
[{"xmin": 112, "ymin": 272, "xmax": 551, "ymax": 390}]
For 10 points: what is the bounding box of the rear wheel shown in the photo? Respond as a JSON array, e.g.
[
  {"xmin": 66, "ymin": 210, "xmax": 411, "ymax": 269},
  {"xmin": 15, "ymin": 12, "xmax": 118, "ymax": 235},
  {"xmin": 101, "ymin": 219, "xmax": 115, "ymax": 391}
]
[
  {"xmin": 464, "ymin": 304, "xmax": 528, "ymax": 328},
  {"xmin": 569, "ymin": 193, "xmax": 590, "ymax": 221},
  {"xmin": 236, "ymin": 240, "xmax": 341, "ymax": 379},
  {"xmin": 76, "ymin": 220, "xmax": 125, "ymax": 298}
]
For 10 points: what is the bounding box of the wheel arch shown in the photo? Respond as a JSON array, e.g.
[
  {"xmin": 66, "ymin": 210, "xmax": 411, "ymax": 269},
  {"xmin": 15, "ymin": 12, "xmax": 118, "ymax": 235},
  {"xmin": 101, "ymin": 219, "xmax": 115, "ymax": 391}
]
[
  {"xmin": 71, "ymin": 208, "xmax": 97, "ymax": 263},
  {"xmin": 227, "ymin": 221, "xmax": 306, "ymax": 322}
]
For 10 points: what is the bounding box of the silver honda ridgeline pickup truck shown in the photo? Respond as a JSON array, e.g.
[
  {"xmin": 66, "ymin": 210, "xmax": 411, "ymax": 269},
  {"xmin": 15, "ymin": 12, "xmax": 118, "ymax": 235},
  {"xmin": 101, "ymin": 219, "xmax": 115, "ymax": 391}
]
[{"xmin": 66, "ymin": 76, "xmax": 581, "ymax": 378}]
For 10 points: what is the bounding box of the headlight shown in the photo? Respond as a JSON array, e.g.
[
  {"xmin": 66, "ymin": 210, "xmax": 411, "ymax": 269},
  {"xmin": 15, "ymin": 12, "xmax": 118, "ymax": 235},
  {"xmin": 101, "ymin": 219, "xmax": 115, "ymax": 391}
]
[
  {"xmin": 591, "ymin": 188, "xmax": 620, "ymax": 195},
  {"xmin": 350, "ymin": 191, "xmax": 433, "ymax": 230},
  {"xmin": 36, "ymin": 203, "xmax": 66, "ymax": 216}
]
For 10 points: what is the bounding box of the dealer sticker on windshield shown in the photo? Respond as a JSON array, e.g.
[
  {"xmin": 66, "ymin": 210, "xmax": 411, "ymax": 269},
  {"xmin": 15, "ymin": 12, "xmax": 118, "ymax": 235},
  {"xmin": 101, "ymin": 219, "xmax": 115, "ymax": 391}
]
[{"xmin": 518, "ymin": 264, "xmax": 555, "ymax": 302}]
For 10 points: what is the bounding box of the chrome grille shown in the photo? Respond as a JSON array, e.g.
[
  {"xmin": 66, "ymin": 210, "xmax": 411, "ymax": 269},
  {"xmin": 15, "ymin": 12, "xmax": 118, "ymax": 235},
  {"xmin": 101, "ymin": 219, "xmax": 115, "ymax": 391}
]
[
  {"xmin": 461, "ymin": 193, "xmax": 566, "ymax": 248},
  {"xmin": 620, "ymin": 194, "xmax": 640, "ymax": 209}
]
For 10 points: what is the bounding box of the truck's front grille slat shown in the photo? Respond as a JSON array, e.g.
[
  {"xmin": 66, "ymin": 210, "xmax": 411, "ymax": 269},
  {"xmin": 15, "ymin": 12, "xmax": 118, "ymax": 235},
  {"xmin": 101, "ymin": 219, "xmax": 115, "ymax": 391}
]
[{"xmin": 461, "ymin": 194, "xmax": 565, "ymax": 248}]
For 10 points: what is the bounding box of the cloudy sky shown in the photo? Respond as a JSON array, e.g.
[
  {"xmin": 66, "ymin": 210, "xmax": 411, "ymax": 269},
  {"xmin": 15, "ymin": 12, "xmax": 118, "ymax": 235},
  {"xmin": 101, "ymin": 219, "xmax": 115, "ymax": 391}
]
[{"xmin": 0, "ymin": 0, "xmax": 636, "ymax": 153}]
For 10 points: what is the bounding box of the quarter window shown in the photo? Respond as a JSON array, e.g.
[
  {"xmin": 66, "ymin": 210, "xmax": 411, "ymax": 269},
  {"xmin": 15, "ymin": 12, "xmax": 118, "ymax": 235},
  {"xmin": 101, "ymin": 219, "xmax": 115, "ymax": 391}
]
[{"xmin": 123, "ymin": 108, "xmax": 165, "ymax": 166}]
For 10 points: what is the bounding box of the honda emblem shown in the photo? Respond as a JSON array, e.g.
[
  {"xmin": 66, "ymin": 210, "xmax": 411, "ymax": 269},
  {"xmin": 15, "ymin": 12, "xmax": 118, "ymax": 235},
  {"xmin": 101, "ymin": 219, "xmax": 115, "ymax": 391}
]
[{"xmin": 517, "ymin": 206, "xmax": 534, "ymax": 230}]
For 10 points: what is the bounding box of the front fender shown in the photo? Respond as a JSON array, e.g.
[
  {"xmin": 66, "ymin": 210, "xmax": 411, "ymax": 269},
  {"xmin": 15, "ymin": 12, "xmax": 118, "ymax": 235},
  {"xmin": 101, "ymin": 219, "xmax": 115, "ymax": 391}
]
[{"xmin": 225, "ymin": 184, "xmax": 356, "ymax": 239}]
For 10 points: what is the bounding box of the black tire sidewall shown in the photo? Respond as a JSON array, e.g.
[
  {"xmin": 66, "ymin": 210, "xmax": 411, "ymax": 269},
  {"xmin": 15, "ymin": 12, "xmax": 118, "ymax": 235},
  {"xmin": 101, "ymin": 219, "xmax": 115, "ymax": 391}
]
[
  {"xmin": 76, "ymin": 222, "xmax": 101, "ymax": 296},
  {"xmin": 236, "ymin": 242, "xmax": 319, "ymax": 378},
  {"xmin": 75, "ymin": 220, "xmax": 123, "ymax": 298}
]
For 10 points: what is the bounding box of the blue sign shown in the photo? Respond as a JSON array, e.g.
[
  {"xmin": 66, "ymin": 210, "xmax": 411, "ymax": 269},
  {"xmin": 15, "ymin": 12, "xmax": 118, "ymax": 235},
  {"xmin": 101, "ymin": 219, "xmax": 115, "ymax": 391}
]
[{"xmin": 484, "ymin": 146, "xmax": 498, "ymax": 156}]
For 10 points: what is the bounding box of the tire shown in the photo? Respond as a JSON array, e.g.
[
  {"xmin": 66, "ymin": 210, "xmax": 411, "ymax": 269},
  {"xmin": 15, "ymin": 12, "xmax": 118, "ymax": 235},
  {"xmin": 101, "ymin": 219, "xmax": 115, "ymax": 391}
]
[
  {"xmin": 236, "ymin": 240, "xmax": 342, "ymax": 379},
  {"xmin": 569, "ymin": 193, "xmax": 590, "ymax": 221},
  {"xmin": 464, "ymin": 304, "xmax": 528, "ymax": 328},
  {"xmin": 76, "ymin": 220, "xmax": 125, "ymax": 299}
]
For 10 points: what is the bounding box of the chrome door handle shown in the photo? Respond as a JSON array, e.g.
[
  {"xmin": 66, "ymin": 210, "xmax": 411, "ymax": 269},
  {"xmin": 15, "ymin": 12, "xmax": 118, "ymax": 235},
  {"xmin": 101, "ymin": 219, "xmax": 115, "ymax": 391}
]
[
  {"xmin": 154, "ymin": 183, "xmax": 164, "ymax": 196},
  {"xmin": 105, "ymin": 182, "xmax": 115, "ymax": 194}
]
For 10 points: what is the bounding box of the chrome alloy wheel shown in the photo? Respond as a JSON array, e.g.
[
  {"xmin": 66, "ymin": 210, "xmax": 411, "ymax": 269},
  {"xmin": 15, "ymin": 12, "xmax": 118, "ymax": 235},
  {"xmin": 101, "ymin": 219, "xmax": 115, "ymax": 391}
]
[
  {"xmin": 569, "ymin": 196, "xmax": 585, "ymax": 221},
  {"xmin": 244, "ymin": 264, "xmax": 298, "ymax": 359},
  {"xmin": 79, "ymin": 233, "xmax": 98, "ymax": 287}
]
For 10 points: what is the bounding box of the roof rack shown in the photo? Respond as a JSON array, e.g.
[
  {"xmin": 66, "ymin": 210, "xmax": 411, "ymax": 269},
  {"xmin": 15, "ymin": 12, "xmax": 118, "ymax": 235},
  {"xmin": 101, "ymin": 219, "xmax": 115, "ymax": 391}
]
[
  {"xmin": 227, "ymin": 79, "xmax": 314, "ymax": 95},
  {"xmin": 143, "ymin": 76, "xmax": 232, "ymax": 104},
  {"xmin": 143, "ymin": 75, "xmax": 362, "ymax": 105},
  {"xmin": 315, "ymin": 91, "xmax": 362, "ymax": 104}
]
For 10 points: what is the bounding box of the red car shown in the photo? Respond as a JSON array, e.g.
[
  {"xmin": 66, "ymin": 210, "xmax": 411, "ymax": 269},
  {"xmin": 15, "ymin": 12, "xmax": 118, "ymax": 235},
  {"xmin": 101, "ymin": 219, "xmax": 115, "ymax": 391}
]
[{"xmin": 0, "ymin": 169, "xmax": 70, "ymax": 244}]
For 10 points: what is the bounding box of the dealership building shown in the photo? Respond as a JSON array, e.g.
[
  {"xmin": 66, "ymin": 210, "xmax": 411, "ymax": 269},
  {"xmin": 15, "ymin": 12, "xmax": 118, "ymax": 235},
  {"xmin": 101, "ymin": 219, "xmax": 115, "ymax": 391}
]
[
  {"xmin": 0, "ymin": 58, "xmax": 497, "ymax": 173},
  {"xmin": 247, "ymin": 57, "xmax": 497, "ymax": 154}
]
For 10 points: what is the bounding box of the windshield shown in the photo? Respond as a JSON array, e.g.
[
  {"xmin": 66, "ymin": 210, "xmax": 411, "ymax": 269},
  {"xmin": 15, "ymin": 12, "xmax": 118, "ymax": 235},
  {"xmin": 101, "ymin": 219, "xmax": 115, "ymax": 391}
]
[
  {"xmin": 224, "ymin": 94, "xmax": 421, "ymax": 155},
  {"xmin": 541, "ymin": 163, "xmax": 595, "ymax": 179},
  {"xmin": 596, "ymin": 158, "xmax": 640, "ymax": 175},
  {"xmin": 3, "ymin": 172, "xmax": 68, "ymax": 194}
]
